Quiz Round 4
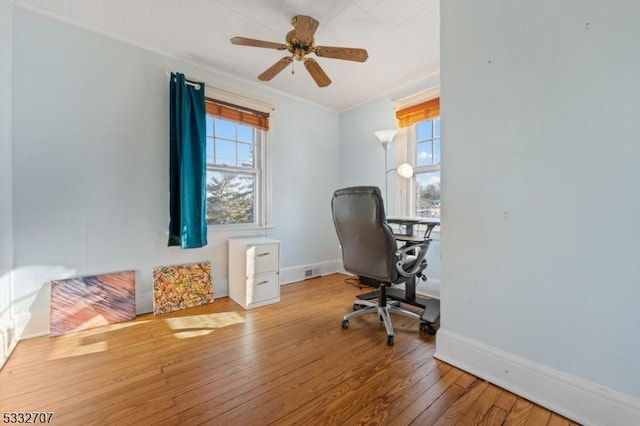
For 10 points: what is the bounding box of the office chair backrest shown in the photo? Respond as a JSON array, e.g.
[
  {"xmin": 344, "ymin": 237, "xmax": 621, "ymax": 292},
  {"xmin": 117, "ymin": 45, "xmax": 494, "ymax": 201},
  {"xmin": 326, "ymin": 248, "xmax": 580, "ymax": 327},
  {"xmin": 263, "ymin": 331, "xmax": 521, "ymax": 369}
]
[{"xmin": 331, "ymin": 186, "xmax": 399, "ymax": 283}]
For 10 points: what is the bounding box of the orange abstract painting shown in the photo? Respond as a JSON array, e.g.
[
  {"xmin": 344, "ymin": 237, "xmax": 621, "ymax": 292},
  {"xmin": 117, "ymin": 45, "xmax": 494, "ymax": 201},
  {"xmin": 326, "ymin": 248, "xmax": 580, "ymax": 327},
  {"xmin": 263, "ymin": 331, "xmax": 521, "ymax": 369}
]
[
  {"xmin": 50, "ymin": 271, "xmax": 136, "ymax": 336},
  {"xmin": 152, "ymin": 261, "xmax": 213, "ymax": 314}
]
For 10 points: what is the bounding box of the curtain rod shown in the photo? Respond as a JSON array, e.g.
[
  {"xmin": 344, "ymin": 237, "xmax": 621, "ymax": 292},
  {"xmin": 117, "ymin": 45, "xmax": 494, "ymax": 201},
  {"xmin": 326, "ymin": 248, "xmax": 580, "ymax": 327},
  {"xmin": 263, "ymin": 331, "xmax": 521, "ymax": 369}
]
[{"xmin": 166, "ymin": 71, "xmax": 202, "ymax": 89}]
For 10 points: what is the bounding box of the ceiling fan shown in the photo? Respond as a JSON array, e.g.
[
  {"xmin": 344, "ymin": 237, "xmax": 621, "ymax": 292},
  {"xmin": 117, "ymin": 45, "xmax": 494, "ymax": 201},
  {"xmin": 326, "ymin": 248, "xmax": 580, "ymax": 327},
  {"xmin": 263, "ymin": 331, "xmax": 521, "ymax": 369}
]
[{"xmin": 230, "ymin": 15, "xmax": 368, "ymax": 88}]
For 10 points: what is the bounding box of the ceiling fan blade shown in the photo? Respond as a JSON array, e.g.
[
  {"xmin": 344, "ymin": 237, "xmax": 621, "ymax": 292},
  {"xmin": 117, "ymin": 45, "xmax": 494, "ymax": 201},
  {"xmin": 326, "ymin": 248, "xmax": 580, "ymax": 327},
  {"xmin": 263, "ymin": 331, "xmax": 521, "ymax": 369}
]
[
  {"xmin": 292, "ymin": 15, "xmax": 319, "ymax": 42},
  {"xmin": 258, "ymin": 57, "xmax": 293, "ymax": 81},
  {"xmin": 304, "ymin": 58, "xmax": 331, "ymax": 87},
  {"xmin": 230, "ymin": 36, "xmax": 287, "ymax": 50},
  {"xmin": 315, "ymin": 46, "xmax": 369, "ymax": 62}
]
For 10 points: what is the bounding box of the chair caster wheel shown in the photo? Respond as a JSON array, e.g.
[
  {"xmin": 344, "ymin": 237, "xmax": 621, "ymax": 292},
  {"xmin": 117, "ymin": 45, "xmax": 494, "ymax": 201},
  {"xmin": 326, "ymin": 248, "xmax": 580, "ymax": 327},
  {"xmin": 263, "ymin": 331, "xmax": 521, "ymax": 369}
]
[
  {"xmin": 386, "ymin": 335, "xmax": 394, "ymax": 346},
  {"xmin": 341, "ymin": 320, "xmax": 349, "ymax": 329},
  {"xmin": 420, "ymin": 322, "xmax": 437, "ymax": 336},
  {"xmin": 353, "ymin": 304, "xmax": 360, "ymax": 311}
]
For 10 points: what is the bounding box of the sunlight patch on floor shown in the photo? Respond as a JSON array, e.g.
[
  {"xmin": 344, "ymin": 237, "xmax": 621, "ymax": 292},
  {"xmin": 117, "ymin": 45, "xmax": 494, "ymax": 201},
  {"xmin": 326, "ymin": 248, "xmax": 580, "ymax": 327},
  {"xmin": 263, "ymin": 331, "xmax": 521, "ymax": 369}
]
[
  {"xmin": 47, "ymin": 320, "xmax": 150, "ymax": 360},
  {"xmin": 165, "ymin": 312, "xmax": 245, "ymax": 339}
]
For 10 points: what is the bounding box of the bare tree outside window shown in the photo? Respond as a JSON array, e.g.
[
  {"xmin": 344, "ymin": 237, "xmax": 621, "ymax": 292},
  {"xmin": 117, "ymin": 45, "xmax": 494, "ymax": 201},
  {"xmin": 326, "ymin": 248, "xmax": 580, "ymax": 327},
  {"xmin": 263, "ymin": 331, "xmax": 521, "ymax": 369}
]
[{"xmin": 205, "ymin": 115, "xmax": 263, "ymax": 225}]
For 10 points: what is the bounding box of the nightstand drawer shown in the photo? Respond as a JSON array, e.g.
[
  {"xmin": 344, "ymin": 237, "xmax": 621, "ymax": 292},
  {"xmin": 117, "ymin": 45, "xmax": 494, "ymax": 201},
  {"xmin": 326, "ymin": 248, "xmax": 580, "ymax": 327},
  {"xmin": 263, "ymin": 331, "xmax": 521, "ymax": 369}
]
[
  {"xmin": 248, "ymin": 271, "xmax": 279, "ymax": 304},
  {"xmin": 251, "ymin": 243, "xmax": 279, "ymax": 273}
]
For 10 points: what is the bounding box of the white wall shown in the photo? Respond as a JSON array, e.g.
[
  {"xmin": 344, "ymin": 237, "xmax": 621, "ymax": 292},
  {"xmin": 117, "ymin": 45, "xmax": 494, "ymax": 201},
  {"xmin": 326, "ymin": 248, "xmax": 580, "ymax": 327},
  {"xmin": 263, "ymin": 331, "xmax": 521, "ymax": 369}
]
[
  {"xmin": 11, "ymin": 8, "xmax": 341, "ymax": 337},
  {"xmin": 0, "ymin": 0, "xmax": 15, "ymax": 366},
  {"xmin": 439, "ymin": 0, "xmax": 640, "ymax": 416}
]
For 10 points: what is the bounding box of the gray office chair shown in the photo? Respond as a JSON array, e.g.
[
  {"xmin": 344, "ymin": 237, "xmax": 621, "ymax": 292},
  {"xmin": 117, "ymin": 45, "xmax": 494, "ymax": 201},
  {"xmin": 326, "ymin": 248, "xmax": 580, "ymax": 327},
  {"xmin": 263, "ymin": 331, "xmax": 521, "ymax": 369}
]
[{"xmin": 331, "ymin": 186, "xmax": 434, "ymax": 346}]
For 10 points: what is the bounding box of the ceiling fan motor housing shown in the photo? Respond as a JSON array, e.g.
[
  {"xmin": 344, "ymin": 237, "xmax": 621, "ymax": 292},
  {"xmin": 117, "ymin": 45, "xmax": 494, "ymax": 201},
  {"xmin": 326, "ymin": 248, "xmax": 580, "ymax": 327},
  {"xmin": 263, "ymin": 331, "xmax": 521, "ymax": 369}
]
[{"xmin": 286, "ymin": 30, "xmax": 314, "ymax": 61}]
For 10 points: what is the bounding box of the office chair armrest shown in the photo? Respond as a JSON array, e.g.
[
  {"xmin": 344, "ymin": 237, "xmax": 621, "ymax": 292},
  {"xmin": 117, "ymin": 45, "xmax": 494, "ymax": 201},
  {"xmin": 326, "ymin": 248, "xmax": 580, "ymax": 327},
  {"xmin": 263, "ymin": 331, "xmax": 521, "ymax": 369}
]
[{"xmin": 395, "ymin": 240, "xmax": 431, "ymax": 277}]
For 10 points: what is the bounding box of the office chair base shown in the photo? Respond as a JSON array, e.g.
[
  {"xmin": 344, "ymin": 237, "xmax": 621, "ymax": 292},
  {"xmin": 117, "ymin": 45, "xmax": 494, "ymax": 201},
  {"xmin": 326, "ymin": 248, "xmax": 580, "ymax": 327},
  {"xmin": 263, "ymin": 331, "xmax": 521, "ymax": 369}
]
[
  {"xmin": 420, "ymin": 298, "xmax": 440, "ymax": 331},
  {"xmin": 342, "ymin": 300, "xmax": 422, "ymax": 346},
  {"xmin": 358, "ymin": 288, "xmax": 440, "ymax": 334}
]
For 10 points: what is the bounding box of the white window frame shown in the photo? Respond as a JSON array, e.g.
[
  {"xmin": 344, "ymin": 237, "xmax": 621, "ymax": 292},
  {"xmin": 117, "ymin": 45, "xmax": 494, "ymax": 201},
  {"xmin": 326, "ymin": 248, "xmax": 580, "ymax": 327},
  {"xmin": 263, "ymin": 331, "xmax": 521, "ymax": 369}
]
[
  {"xmin": 204, "ymin": 87, "xmax": 274, "ymax": 234},
  {"xmin": 412, "ymin": 119, "xmax": 441, "ymax": 218},
  {"xmin": 392, "ymin": 87, "xmax": 440, "ymax": 218}
]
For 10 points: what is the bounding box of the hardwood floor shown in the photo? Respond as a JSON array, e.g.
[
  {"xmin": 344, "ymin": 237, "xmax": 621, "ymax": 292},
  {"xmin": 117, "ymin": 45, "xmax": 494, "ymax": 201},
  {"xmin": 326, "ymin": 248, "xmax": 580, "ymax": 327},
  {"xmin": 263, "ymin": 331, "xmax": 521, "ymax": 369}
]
[{"xmin": 0, "ymin": 274, "xmax": 579, "ymax": 425}]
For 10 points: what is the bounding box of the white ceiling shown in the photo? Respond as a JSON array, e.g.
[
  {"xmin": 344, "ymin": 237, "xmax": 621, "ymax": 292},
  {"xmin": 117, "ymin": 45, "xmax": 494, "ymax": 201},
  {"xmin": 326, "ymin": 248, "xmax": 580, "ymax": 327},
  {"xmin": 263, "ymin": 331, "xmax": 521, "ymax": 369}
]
[{"xmin": 14, "ymin": 0, "xmax": 440, "ymax": 111}]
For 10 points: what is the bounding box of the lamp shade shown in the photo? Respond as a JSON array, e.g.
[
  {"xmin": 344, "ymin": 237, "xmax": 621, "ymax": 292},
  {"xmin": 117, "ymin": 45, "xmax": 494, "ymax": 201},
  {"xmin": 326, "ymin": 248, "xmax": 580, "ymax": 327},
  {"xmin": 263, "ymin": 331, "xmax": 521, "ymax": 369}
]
[
  {"xmin": 396, "ymin": 163, "xmax": 414, "ymax": 178},
  {"xmin": 374, "ymin": 129, "xmax": 397, "ymax": 144}
]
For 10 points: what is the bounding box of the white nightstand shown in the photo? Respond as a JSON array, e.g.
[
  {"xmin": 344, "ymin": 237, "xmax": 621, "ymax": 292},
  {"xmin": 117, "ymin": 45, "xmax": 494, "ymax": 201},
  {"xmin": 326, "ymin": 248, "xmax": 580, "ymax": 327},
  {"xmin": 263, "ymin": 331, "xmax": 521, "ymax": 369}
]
[{"xmin": 228, "ymin": 237, "xmax": 280, "ymax": 309}]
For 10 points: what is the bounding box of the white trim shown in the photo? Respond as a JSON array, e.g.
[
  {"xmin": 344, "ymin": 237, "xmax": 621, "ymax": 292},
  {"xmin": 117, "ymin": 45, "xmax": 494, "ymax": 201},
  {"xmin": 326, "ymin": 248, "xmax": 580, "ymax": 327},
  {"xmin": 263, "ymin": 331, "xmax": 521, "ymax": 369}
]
[
  {"xmin": 279, "ymin": 260, "xmax": 344, "ymax": 285},
  {"xmin": 392, "ymin": 127, "xmax": 412, "ymax": 217},
  {"xmin": 204, "ymin": 112, "xmax": 272, "ymax": 229},
  {"xmin": 13, "ymin": 311, "xmax": 48, "ymax": 340},
  {"xmin": 435, "ymin": 329, "xmax": 640, "ymax": 426},
  {"xmin": 392, "ymin": 86, "xmax": 440, "ymax": 111}
]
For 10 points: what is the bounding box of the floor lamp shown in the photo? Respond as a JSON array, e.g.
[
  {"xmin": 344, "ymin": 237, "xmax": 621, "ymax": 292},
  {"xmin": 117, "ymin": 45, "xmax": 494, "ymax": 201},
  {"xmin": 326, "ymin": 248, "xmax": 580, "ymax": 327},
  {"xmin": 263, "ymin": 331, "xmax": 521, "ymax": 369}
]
[{"xmin": 375, "ymin": 129, "xmax": 414, "ymax": 208}]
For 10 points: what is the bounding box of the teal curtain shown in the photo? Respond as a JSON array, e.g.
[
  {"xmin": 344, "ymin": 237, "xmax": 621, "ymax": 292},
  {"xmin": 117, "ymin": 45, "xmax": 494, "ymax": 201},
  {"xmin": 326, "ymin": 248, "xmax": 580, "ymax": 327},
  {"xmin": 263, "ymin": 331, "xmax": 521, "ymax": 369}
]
[{"xmin": 168, "ymin": 72, "xmax": 208, "ymax": 249}]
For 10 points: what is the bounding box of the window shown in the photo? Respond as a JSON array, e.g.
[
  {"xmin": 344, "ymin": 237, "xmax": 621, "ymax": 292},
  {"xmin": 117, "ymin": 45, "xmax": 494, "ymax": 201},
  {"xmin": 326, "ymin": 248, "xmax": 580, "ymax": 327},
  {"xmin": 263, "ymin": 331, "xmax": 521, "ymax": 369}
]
[
  {"xmin": 204, "ymin": 98, "xmax": 270, "ymax": 227},
  {"xmin": 414, "ymin": 118, "xmax": 441, "ymax": 218},
  {"xmin": 395, "ymin": 96, "xmax": 440, "ymax": 218}
]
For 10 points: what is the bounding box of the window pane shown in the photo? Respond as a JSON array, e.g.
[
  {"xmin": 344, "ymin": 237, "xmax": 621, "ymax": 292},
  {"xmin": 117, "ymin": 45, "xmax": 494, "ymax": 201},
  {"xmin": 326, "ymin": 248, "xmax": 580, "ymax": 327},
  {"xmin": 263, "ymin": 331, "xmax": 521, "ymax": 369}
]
[
  {"xmin": 214, "ymin": 138, "xmax": 235, "ymax": 166},
  {"xmin": 206, "ymin": 136, "xmax": 215, "ymax": 164},
  {"xmin": 415, "ymin": 171, "xmax": 441, "ymax": 218},
  {"xmin": 417, "ymin": 120, "xmax": 432, "ymax": 140},
  {"xmin": 206, "ymin": 171, "xmax": 255, "ymax": 225},
  {"xmin": 237, "ymin": 124, "xmax": 253, "ymax": 143},
  {"xmin": 206, "ymin": 115, "xmax": 214, "ymax": 137},
  {"xmin": 237, "ymin": 142, "xmax": 253, "ymax": 167},
  {"xmin": 434, "ymin": 138, "xmax": 441, "ymax": 165},
  {"xmin": 214, "ymin": 118, "xmax": 235, "ymax": 140},
  {"xmin": 433, "ymin": 117, "xmax": 441, "ymax": 138},
  {"xmin": 416, "ymin": 141, "xmax": 433, "ymax": 167}
]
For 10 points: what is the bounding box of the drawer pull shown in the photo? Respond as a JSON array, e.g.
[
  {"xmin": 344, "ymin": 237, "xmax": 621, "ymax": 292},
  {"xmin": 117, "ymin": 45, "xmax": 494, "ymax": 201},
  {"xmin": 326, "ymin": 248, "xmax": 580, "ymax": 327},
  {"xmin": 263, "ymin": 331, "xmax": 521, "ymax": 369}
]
[
  {"xmin": 257, "ymin": 252, "xmax": 270, "ymax": 257},
  {"xmin": 257, "ymin": 280, "xmax": 270, "ymax": 285}
]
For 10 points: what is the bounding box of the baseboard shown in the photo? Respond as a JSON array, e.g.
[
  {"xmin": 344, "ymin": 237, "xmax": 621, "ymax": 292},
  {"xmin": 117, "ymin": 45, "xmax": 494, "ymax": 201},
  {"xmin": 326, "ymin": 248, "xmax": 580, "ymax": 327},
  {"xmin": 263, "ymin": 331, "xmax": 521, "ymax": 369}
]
[
  {"xmin": 13, "ymin": 311, "xmax": 48, "ymax": 340},
  {"xmin": 434, "ymin": 329, "xmax": 640, "ymax": 426},
  {"xmin": 0, "ymin": 312, "xmax": 12, "ymax": 368},
  {"xmin": 279, "ymin": 260, "xmax": 344, "ymax": 285}
]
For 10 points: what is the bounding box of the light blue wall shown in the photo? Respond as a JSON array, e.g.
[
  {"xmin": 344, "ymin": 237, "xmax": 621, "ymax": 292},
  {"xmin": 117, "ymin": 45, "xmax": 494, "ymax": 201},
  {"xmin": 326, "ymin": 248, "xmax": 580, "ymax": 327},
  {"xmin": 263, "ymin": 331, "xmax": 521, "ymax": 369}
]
[
  {"xmin": 441, "ymin": 0, "xmax": 640, "ymax": 397},
  {"xmin": 0, "ymin": 0, "xmax": 14, "ymax": 365},
  {"xmin": 339, "ymin": 97, "xmax": 396, "ymax": 197},
  {"xmin": 11, "ymin": 8, "xmax": 341, "ymax": 336},
  {"xmin": 270, "ymin": 99, "xmax": 340, "ymax": 266}
]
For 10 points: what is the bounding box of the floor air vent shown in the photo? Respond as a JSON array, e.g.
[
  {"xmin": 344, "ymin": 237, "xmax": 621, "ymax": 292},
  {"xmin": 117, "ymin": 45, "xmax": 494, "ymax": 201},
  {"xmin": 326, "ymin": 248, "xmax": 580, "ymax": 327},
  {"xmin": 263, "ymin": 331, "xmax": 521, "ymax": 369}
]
[{"xmin": 303, "ymin": 267, "xmax": 320, "ymax": 280}]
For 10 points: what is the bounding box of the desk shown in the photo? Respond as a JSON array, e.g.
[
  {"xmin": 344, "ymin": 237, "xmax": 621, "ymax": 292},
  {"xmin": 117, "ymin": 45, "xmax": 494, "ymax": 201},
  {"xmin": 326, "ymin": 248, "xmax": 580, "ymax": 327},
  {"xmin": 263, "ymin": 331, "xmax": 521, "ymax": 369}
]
[
  {"xmin": 387, "ymin": 216, "xmax": 440, "ymax": 243},
  {"xmin": 358, "ymin": 216, "xmax": 441, "ymax": 326}
]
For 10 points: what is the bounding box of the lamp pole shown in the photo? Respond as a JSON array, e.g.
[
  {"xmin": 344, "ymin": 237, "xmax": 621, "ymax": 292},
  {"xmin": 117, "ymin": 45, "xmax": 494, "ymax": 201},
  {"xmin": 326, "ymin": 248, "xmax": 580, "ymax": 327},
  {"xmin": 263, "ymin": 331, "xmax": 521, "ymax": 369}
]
[
  {"xmin": 383, "ymin": 141, "xmax": 390, "ymax": 202},
  {"xmin": 374, "ymin": 129, "xmax": 397, "ymax": 204},
  {"xmin": 375, "ymin": 129, "xmax": 414, "ymax": 214}
]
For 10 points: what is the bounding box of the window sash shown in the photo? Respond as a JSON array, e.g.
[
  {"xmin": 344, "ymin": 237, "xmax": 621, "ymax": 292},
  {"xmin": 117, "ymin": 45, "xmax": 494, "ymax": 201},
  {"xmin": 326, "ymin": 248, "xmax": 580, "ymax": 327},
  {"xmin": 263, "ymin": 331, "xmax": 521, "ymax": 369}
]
[{"xmin": 206, "ymin": 170, "xmax": 257, "ymax": 225}]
